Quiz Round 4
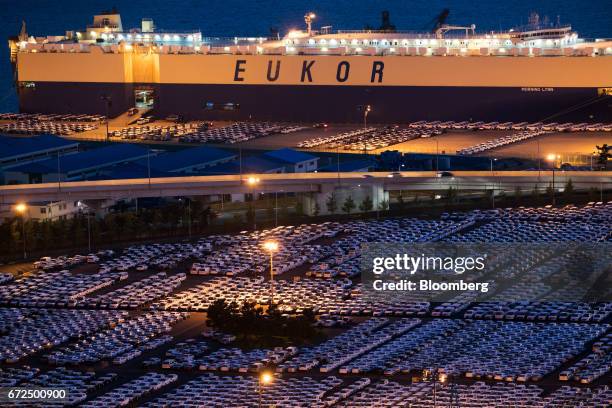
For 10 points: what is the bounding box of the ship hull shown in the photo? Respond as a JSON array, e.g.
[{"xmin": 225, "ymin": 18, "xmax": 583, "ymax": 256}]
[{"xmin": 18, "ymin": 82, "xmax": 611, "ymax": 123}]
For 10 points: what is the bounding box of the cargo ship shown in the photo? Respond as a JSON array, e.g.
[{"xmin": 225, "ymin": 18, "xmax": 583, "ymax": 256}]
[{"xmin": 7, "ymin": 10, "xmax": 612, "ymax": 123}]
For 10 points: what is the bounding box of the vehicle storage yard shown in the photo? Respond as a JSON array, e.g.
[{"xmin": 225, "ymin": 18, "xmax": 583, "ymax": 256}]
[
  {"xmin": 0, "ymin": 203, "xmax": 610, "ymax": 406},
  {"xmin": 1, "ymin": 114, "xmax": 610, "ymax": 161}
]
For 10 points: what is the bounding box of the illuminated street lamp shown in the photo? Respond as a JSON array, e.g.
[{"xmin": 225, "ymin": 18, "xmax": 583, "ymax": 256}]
[
  {"xmin": 546, "ymin": 154, "xmax": 560, "ymax": 206},
  {"xmin": 364, "ymin": 104, "xmax": 372, "ymax": 130},
  {"xmin": 362, "ymin": 105, "xmax": 372, "ymax": 154},
  {"xmin": 258, "ymin": 371, "xmax": 274, "ymax": 408},
  {"xmin": 246, "ymin": 176, "xmax": 260, "ymax": 230},
  {"xmin": 423, "ymin": 368, "xmax": 446, "ymax": 408},
  {"xmin": 490, "ymin": 157, "xmax": 498, "ymax": 173},
  {"xmin": 13, "ymin": 203, "xmax": 28, "ymax": 259},
  {"xmin": 247, "ymin": 176, "xmax": 260, "ymax": 186},
  {"xmin": 263, "ymin": 240, "xmax": 279, "ymax": 301}
]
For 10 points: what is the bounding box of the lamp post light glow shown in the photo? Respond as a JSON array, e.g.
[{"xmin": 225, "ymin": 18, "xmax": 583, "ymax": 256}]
[
  {"xmin": 246, "ymin": 176, "xmax": 260, "ymax": 230},
  {"xmin": 14, "ymin": 203, "xmax": 27, "ymax": 215},
  {"xmin": 258, "ymin": 371, "xmax": 274, "ymax": 408},
  {"xmin": 13, "ymin": 203, "xmax": 28, "ymax": 259},
  {"xmin": 247, "ymin": 176, "xmax": 260, "ymax": 186},
  {"xmin": 546, "ymin": 154, "xmax": 559, "ymax": 206},
  {"xmin": 423, "ymin": 368, "xmax": 446, "ymax": 408},
  {"xmin": 364, "ymin": 104, "xmax": 372, "ymax": 130},
  {"xmin": 263, "ymin": 241, "xmax": 279, "ymax": 301}
]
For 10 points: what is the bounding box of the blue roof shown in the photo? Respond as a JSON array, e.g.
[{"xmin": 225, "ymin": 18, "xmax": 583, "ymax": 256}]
[
  {"xmin": 86, "ymin": 162, "xmax": 170, "ymax": 180},
  {"xmin": 144, "ymin": 146, "xmax": 236, "ymax": 172},
  {"xmin": 264, "ymin": 148, "xmax": 317, "ymax": 164},
  {"xmin": 319, "ymin": 158, "xmax": 375, "ymax": 172},
  {"xmin": 7, "ymin": 144, "xmax": 149, "ymax": 174},
  {"xmin": 199, "ymin": 156, "xmax": 285, "ymax": 175},
  {"xmin": 0, "ymin": 134, "xmax": 79, "ymax": 161}
]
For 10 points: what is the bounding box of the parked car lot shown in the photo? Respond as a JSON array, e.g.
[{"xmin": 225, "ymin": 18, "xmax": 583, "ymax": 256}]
[{"xmin": 0, "ymin": 202, "xmax": 609, "ymax": 406}]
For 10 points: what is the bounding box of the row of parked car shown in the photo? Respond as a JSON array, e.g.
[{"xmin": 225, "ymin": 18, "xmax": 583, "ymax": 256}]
[
  {"xmin": 408, "ymin": 120, "xmax": 612, "ymax": 132},
  {"xmin": 337, "ymin": 380, "xmax": 612, "ymax": 408},
  {"xmin": 178, "ymin": 122, "xmax": 307, "ymax": 144},
  {"xmin": 110, "ymin": 122, "xmax": 202, "ymax": 141},
  {"xmin": 17, "ymin": 367, "xmax": 117, "ymax": 407},
  {"xmin": 338, "ymin": 127, "xmax": 432, "ymax": 151},
  {"xmin": 141, "ymin": 372, "xmax": 611, "ymax": 408},
  {"xmin": 80, "ymin": 372, "xmax": 178, "ymax": 408},
  {"xmin": 45, "ymin": 311, "xmax": 188, "ymax": 366},
  {"xmin": 559, "ymin": 332, "xmax": 612, "ymax": 384},
  {"xmin": 143, "ymin": 373, "xmax": 346, "ymax": 408},
  {"xmin": 456, "ymin": 129, "xmax": 548, "ymax": 155},
  {"xmin": 0, "ymin": 273, "xmax": 12, "ymax": 285},
  {"xmin": 0, "ymin": 119, "xmax": 98, "ymax": 135},
  {"xmin": 0, "ymin": 112, "xmax": 105, "ymax": 122},
  {"xmin": 0, "ymin": 309, "xmax": 126, "ymax": 363}
]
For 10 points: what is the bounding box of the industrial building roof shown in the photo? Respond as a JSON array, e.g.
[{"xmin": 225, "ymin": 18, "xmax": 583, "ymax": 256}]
[
  {"xmin": 144, "ymin": 146, "xmax": 236, "ymax": 173},
  {"xmin": 0, "ymin": 134, "xmax": 79, "ymax": 165},
  {"xmin": 263, "ymin": 148, "xmax": 317, "ymax": 164},
  {"xmin": 6, "ymin": 144, "xmax": 149, "ymax": 175}
]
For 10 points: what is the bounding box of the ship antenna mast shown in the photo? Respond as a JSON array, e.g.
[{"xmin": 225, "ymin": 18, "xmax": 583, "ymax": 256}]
[{"xmin": 304, "ymin": 12, "xmax": 316, "ymax": 36}]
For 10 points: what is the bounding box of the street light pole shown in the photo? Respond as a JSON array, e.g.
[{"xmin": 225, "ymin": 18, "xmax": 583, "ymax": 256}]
[
  {"xmin": 537, "ymin": 139, "xmax": 541, "ymax": 180},
  {"xmin": 14, "ymin": 203, "xmax": 28, "ymax": 260},
  {"xmin": 363, "ymin": 104, "xmax": 371, "ymax": 130},
  {"xmin": 258, "ymin": 368, "xmax": 273, "ymax": 408},
  {"xmin": 21, "ymin": 214, "xmax": 26, "ymax": 260},
  {"xmin": 432, "ymin": 138, "xmax": 439, "ymax": 171},
  {"xmin": 490, "ymin": 157, "xmax": 497, "ymax": 173},
  {"xmin": 147, "ymin": 148, "xmax": 151, "ymax": 187},
  {"xmin": 274, "ymin": 191, "xmax": 278, "ymax": 227},
  {"xmin": 336, "ymin": 145, "xmax": 341, "ymax": 185},
  {"xmin": 546, "ymin": 153, "xmax": 559, "ymax": 206},
  {"xmin": 100, "ymin": 95, "xmax": 111, "ymax": 142},
  {"xmin": 188, "ymin": 199, "xmax": 192, "ymax": 238},
  {"xmin": 263, "ymin": 241, "xmax": 278, "ymax": 302},
  {"xmin": 87, "ymin": 210, "xmax": 91, "ymax": 253},
  {"xmin": 552, "ymin": 167, "xmax": 556, "ymax": 206}
]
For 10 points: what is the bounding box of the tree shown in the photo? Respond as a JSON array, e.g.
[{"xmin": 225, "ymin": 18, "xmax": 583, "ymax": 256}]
[
  {"xmin": 546, "ymin": 182, "xmax": 554, "ymax": 200},
  {"xmin": 531, "ymin": 184, "xmax": 540, "ymax": 203},
  {"xmin": 313, "ymin": 202, "xmax": 320, "ymax": 217},
  {"xmin": 397, "ymin": 193, "xmax": 406, "ymax": 210},
  {"xmin": 246, "ymin": 204, "xmax": 255, "ymax": 228},
  {"xmin": 325, "ymin": 192, "xmax": 338, "ymax": 214},
  {"xmin": 205, "ymin": 299, "xmax": 318, "ymax": 345},
  {"xmin": 564, "ymin": 178, "xmax": 574, "ymax": 199},
  {"xmin": 588, "ymin": 187, "xmax": 599, "ymax": 202},
  {"xmin": 446, "ymin": 186, "xmax": 457, "ymax": 202},
  {"xmin": 359, "ymin": 195, "xmax": 373, "ymax": 213},
  {"xmin": 295, "ymin": 200, "xmax": 304, "ymax": 216},
  {"xmin": 342, "ymin": 196, "xmax": 355, "ymax": 215},
  {"xmin": 378, "ymin": 199, "xmax": 389, "ymax": 211},
  {"xmin": 514, "ymin": 186, "xmax": 522, "ymax": 205},
  {"xmin": 595, "ymin": 144, "xmax": 610, "ymax": 170}
]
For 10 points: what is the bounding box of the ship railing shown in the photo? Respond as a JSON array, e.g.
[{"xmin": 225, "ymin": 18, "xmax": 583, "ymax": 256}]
[{"xmin": 201, "ymin": 36, "xmax": 278, "ymax": 44}]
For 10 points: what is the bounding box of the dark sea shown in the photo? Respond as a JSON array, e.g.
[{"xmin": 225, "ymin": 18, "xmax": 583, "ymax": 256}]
[{"xmin": 1, "ymin": 0, "xmax": 611, "ymax": 113}]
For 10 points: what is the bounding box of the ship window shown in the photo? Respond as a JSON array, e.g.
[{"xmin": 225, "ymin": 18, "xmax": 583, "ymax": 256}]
[
  {"xmin": 135, "ymin": 89, "xmax": 154, "ymax": 108},
  {"xmin": 223, "ymin": 103, "xmax": 240, "ymax": 111},
  {"xmin": 203, "ymin": 102, "xmax": 241, "ymax": 111}
]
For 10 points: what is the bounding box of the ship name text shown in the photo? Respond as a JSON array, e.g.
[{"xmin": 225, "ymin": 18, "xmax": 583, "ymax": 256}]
[{"xmin": 234, "ymin": 59, "xmax": 385, "ymax": 83}]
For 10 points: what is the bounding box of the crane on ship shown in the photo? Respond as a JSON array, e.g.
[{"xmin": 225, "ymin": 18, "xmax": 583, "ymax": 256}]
[{"xmin": 429, "ymin": 9, "xmax": 476, "ymax": 39}]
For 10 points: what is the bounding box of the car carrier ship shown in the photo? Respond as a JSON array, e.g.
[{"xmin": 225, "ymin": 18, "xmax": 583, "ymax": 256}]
[{"xmin": 7, "ymin": 9, "xmax": 612, "ymax": 123}]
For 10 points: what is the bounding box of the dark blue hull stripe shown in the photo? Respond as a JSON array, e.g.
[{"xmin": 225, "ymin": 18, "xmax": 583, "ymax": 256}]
[{"xmin": 18, "ymin": 83, "xmax": 611, "ymax": 123}]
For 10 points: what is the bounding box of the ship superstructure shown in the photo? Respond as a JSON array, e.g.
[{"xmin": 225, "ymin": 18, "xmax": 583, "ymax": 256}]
[{"xmin": 8, "ymin": 10, "xmax": 612, "ymax": 122}]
